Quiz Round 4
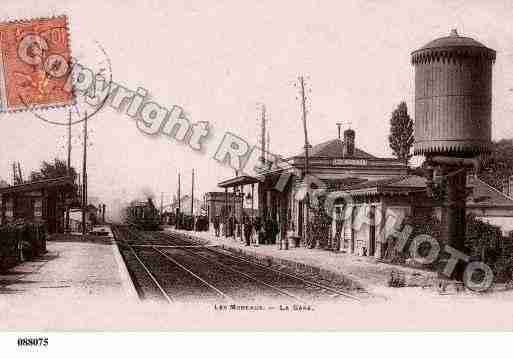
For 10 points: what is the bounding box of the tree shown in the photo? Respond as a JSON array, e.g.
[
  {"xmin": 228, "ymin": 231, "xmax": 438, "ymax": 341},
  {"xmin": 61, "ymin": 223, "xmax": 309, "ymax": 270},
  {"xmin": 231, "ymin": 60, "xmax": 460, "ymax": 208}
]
[
  {"xmin": 30, "ymin": 158, "xmax": 77, "ymax": 181},
  {"xmin": 388, "ymin": 102, "xmax": 414, "ymax": 164}
]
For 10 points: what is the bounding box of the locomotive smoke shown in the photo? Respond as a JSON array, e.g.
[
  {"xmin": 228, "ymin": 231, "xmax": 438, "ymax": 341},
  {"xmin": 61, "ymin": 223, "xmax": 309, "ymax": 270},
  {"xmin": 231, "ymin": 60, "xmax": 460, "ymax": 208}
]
[{"xmin": 140, "ymin": 186, "xmax": 156, "ymax": 201}]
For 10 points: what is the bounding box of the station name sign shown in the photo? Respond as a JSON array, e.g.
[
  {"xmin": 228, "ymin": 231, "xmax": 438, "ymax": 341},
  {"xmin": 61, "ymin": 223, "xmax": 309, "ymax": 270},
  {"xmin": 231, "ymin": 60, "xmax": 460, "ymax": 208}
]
[
  {"xmin": 332, "ymin": 159, "xmax": 368, "ymax": 166},
  {"xmin": 293, "ymin": 158, "xmax": 369, "ymax": 166}
]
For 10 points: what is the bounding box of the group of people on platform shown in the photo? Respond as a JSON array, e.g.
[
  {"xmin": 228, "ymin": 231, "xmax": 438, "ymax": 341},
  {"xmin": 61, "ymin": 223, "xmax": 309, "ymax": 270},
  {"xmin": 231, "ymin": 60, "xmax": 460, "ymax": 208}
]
[
  {"xmin": 173, "ymin": 214, "xmax": 209, "ymax": 232},
  {"xmin": 212, "ymin": 215, "xmax": 280, "ymax": 246}
]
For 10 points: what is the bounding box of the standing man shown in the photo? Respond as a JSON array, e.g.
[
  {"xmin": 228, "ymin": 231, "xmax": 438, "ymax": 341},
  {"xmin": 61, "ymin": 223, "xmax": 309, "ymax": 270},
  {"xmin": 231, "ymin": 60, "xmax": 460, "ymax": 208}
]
[
  {"xmin": 254, "ymin": 216, "xmax": 262, "ymax": 246},
  {"xmin": 264, "ymin": 216, "xmax": 272, "ymax": 245},
  {"xmin": 213, "ymin": 215, "xmax": 220, "ymax": 237},
  {"xmin": 243, "ymin": 216, "xmax": 253, "ymax": 246},
  {"xmin": 234, "ymin": 216, "xmax": 239, "ymax": 239},
  {"xmin": 228, "ymin": 216, "xmax": 234, "ymax": 237},
  {"xmin": 272, "ymin": 217, "xmax": 279, "ymax": 245}
]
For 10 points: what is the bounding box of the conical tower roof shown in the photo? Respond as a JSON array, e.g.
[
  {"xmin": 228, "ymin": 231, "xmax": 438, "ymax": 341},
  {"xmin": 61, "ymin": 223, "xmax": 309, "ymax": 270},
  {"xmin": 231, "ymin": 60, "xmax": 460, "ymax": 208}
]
[{"xmin": 411, "ymin": 29, "xmax": 496, "ymax": 64}]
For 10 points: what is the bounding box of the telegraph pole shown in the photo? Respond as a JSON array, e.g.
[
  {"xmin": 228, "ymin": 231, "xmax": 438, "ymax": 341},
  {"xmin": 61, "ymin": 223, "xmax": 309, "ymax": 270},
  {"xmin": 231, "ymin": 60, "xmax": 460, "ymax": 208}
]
[
  {"xmin": 266, "ymin": 132, "xmax": 270, "ymax": 165},
  {"xmin": 17, "ymin": 162, "xmax": 23, "ymax": 183},
  {"xmin": 260, "ymin": 104, "xmax": 266, "ymax": 164},
  {"xmin": 299, "ymin": 75, "xmax": 310, "ymax": 177},
  {"xmin": 66, "ymin": 111, "xmax": 72, "ymax": 232},
  {"xmin": 336, "ymin": 122, "xmax": 342, "ymax": 140},
  {"xmin": 12, "ymin": 162, "xmax": 16, "ymax": 185},
  {"xmin": 178, "ymin": 173, "xmax": 181, "ymax": 213},
  {"xmin": 191, "ymin": 169, "xmax": 195, "ymax": 216},
  {"xmin": 177, "ymin": 172, "xmax": 181, "ymax": 229},
  {"xmin": 160, "ymin": 192, "xmax": 164, "ymax": 217},
  {"xmin": 67, "ymin": 111, "xmax": 72, "ymax": 171},
  {"xmin": 298, "ymin": 75, "xmax": 311, "ymax": 247},
  {"xmin": 81, "ymin": 114, "xmax": 88, "ymax": 235}
]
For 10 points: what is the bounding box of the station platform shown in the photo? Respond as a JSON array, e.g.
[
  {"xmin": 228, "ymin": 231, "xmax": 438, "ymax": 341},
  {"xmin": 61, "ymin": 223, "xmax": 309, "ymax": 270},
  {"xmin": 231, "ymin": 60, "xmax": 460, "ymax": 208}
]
[
  {"xmin": 165, "ymin": 227, "xmax": 437, "ymax": 299},
  {"xmin": 0, "ymin": 226, "xmax": 138, "ymax": 330}
]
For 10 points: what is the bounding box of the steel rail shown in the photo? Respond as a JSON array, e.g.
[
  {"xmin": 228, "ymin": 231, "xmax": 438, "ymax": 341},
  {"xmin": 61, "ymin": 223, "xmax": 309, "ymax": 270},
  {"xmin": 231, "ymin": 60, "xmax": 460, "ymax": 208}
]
[
  {"xmin": 152, "ymin": 246, "xmax": 233, "ymax": 301},
  {"xmin": 112, "ymin": 226, "xmax": 174, "ymax": 303},
  {"xmin": 212, "ymin": 249, "xmax": 361, "ymax": 301},
  {"xmin": 124, "ymin": 227, "xmax": 231, "ymax": 301},
  {"xmin": 171, "ymin": 244, "xmax": 308, "ymax": 303},
  {"xmin": 164, "ymin": 231, "xmax": 361, "ymax": 302},
  {"xmin": 131, "ymin": 244, "xmax": 217, "ymax": 249}
]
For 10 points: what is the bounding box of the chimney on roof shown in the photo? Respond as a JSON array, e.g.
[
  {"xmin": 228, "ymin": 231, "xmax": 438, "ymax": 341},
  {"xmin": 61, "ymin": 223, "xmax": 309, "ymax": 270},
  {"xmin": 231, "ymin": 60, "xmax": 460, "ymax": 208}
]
[
  {"xmin": 343, "ymin": 128, "xmax": 355, "ymax": 157},
  {"xmin": 336, "ymin": 123, "xmax": 342, "ymax": 139}
]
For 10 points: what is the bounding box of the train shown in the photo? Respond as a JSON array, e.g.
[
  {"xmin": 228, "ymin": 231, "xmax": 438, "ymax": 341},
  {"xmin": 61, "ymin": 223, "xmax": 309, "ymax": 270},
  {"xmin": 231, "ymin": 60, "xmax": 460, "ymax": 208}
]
[{"xmin": 124, "ymin": 198, "xmax": 162, "ymax": 231}]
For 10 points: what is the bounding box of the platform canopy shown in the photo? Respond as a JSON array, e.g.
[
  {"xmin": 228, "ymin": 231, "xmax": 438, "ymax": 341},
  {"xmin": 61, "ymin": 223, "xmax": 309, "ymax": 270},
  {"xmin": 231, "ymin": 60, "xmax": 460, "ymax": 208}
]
[
  {"xmin": 218, "ymin": 175, "xmax": 259, "ymax": 188},
  {"xmin": 0, "ymin": 176, "xmax": 75, "ymax": 195}
]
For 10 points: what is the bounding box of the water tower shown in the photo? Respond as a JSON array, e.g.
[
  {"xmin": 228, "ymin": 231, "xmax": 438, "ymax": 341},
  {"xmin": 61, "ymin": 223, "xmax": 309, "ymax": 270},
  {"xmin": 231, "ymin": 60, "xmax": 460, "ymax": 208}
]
[{"xmin": 411, "ymin": 30, "xmax": 496, "ymax": 277}]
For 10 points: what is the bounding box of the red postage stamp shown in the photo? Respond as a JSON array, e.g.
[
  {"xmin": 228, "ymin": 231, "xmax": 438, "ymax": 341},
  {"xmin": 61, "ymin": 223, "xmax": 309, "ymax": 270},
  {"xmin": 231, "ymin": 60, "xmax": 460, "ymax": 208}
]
[{"xmin": 0, "ymin": 15, "xmax": 73, "ymax": 112}]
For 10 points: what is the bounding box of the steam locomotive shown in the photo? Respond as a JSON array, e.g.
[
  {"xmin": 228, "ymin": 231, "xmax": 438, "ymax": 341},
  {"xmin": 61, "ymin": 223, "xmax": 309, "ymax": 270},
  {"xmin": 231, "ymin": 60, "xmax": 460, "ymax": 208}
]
[{"xmin": 125, "ymin": 198, "xmax": 161, "ymax": 230}]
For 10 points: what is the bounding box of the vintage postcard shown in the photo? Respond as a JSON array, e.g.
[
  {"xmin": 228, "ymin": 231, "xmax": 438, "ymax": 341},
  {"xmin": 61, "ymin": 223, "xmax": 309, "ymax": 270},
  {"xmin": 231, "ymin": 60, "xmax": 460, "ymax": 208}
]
[{"xmin": 1, "ymin": 0, "xmax": 513, "ymax": 354}]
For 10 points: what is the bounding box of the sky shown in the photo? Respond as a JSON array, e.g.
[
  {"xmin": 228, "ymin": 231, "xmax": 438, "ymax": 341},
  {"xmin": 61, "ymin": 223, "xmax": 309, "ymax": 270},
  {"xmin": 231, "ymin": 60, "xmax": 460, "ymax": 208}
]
[{"xmin": 1, "ymin": 0, "xmax": 513, "ymax": 220}]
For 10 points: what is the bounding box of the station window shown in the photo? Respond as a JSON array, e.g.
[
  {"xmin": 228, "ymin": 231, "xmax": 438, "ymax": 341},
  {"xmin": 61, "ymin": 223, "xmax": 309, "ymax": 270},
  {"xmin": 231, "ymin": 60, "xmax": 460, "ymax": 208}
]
[
  {"xmin": 5, "ymin": 198, "xmax": 13, "ymax": 218},
  {"xmin": 34, "ymin": 199, "xmax": 43, "ymax": 218}
]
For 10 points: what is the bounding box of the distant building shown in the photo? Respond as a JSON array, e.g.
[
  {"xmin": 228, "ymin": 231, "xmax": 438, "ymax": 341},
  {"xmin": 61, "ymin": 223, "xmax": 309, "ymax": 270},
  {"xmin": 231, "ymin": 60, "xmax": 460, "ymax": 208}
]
[
  {"xmin": 0, "ymin": 176, "xmax": 76, "ymax": 233},
  {"xmin": 204, "ymin": 191, "xmax": 243, "ymax": 224},
  {"xmin": 169, "ymin": 194, "xmax": 203, "ymax": 216}
]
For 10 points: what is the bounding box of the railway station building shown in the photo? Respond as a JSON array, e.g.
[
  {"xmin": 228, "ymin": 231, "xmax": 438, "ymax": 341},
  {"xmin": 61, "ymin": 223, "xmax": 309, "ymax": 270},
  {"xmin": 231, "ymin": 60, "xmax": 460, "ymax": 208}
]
[
  {"xmin": 214, "ymin": 30, "xmax": 513, "ymax": 259},
  {"xmin": 216, "ymin": 128, "xmax": 513, "ymax": 259},
  {"xmin": 328, "ymin": 174, "xmax": 513, "ymax": 259},
  {"xmin": 217, "ymin": 128, "xmax": 409, "ymax": 248}
]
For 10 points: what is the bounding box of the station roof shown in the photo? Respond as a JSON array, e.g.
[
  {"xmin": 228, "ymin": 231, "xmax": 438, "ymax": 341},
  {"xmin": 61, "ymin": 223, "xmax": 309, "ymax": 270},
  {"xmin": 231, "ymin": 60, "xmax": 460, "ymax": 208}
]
[
  {"xmin": 342, "ymin": 175, "xmax": 427, "ymax": 196},
  {"xmin": 291, "ymin": 138, "xmax": 377, "ymax": 160},
  {"xmin": 0, "ymin": 176, "xmax": 75, "ymax": 195},
  {"xmin": 341, "ymin": 174, "xmax": 513, "ymax": 209},
  {"xmin": 218, "ymin": 175, "xmax": 259, "ymax": 188}
]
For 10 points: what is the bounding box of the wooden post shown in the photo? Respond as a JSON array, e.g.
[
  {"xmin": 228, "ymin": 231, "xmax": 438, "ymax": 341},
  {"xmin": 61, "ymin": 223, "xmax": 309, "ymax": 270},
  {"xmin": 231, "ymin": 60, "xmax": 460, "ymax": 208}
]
[
  {"xmin": 298, "ymin": 76, "xmax": 311, "ymax": 247},
  {"xmin": 241, "ymin": 185, "xmax": 245, "ymax": 240},
  {"xmin": 65, "ymin": 111, "xmax": 72, "ymax": 232},
  {"xmin": 224, "ymin": 187, "xmax": 228, "ymax": 237},
  {"xmin": 251, "ymin": 183, "xmax": 255, "ymax": 216},
  {"xmin": 177, "ymin": 172, "xmax": 181, "ymax": 229},
  {"xmin": 191, "ymin": 169, "xmax": 195, "ymax": 216},
  {"xmin": 232, "ymin": 186, "xmax": 236, "ymax": 238},
  {"xmin": 81, "ymin": 114, "xmax": 88, "ymax": 235}
]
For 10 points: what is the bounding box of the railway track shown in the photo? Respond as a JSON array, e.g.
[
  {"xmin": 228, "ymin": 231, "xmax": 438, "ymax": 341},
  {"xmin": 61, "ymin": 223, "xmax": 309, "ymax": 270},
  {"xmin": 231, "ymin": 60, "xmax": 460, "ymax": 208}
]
[
  {"xmin": 112, "ymin": 226, "xmax": 231, "ymax": 303},
  {"xmin": 112, "ymin": 225, "xmax": 361, "ymax": 303},
  {"xmin": 152, "ymin": 231, "xmax": 361, "ymax": 302}
]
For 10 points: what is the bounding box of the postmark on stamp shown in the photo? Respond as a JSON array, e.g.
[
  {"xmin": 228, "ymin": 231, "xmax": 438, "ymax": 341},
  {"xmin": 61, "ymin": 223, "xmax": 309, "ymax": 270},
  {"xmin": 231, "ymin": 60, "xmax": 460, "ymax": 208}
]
[{"xmin": 0, "ymin": 15, "xmax": 73, "ymax": 112}]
